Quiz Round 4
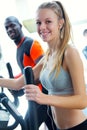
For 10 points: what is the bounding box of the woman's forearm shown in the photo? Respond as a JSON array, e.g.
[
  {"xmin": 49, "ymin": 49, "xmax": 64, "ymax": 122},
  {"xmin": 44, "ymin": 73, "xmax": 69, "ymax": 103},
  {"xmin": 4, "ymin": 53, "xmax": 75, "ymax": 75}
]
[
  {"xmin": 47, "ymin": 94, "xmax": 87, "ymax": 109},
  {"xmin": 0, "ymin": 75, "xmax": 24, "ymax": 90}
]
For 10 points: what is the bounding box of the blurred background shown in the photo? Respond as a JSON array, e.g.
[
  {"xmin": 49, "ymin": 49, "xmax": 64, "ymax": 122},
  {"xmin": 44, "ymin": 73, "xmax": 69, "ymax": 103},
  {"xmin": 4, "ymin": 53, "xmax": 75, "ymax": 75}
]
[{"xmin": 0, "ymin": 0, "xmax": 87, "ymax": 129}]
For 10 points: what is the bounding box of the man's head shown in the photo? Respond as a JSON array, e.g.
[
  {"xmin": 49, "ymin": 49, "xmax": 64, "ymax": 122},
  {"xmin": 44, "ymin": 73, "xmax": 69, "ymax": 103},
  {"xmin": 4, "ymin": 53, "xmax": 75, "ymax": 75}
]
[{"xmin": 4, "ymin": 16, "xmax": 23, "ymax": 40}]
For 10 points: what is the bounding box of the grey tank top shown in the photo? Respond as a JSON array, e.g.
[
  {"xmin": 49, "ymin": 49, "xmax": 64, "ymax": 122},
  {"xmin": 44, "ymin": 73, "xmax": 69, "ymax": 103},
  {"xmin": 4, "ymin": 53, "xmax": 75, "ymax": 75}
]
[{"xmin": 40, "ymin": 67, "xmax": 74, "ymax": 95}]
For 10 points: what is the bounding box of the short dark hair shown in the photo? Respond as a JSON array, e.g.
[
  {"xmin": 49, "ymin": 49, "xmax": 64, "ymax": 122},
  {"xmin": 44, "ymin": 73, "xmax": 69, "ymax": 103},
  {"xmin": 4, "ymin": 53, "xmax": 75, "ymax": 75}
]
[
  {"xmin": 83, "ymin": 29, "xmax": 87, "ymax": 36},
  {"xmin": 5, "ymin": 16, "xmax": 21, "ymax": 25}
]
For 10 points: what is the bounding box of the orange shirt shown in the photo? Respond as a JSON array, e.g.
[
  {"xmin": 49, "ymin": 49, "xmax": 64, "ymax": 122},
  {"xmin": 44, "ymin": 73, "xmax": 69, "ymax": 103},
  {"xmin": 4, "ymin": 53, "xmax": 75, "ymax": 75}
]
[{"xmin": 17, "ymin": 37, "xmax": 44, "ymax": 91}]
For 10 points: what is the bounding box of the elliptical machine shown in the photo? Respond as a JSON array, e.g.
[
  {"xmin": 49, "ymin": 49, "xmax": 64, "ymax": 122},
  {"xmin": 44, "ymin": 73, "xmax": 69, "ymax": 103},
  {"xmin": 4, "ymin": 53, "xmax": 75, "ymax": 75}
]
[
  {"xmin": 0, "ymin": 92, "xmax": 28, "ymax": 130},
  {"xmin": 0, "ymin": 63, "xmax": 38, "ymax": 130},
  {"xmin": 0, "ymin": 62, "xmax": 28, "ymax": 130}
]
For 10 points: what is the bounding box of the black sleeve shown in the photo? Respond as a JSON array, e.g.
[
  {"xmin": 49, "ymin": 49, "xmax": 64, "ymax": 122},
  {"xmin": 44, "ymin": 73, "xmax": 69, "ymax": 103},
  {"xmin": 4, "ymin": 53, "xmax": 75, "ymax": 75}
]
[{"xmin": 23, "ymin": 37, "xmax": 33, "ymax": 56}]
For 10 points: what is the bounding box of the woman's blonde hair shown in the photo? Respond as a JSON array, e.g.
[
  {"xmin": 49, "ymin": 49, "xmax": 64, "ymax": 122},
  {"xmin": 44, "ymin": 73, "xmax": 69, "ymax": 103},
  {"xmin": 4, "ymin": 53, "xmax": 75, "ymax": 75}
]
[{"xmin": 37, "ymin": 1, "xmax": 73, "ymax": 76}]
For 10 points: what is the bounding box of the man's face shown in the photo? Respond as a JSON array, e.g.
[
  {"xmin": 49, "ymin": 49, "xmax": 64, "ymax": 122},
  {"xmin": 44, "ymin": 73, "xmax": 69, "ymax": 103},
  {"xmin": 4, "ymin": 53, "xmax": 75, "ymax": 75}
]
[{"xmin": 4, "ymin": 20, "xmax": 21, "ymax": 40}]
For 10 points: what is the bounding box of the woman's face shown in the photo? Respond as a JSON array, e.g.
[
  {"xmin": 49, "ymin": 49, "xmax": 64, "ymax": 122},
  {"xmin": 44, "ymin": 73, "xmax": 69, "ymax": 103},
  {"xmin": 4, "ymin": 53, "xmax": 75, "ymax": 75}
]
[{"xmin": 36, "ymin": 8, "xmax": 60, "ymax": 44}]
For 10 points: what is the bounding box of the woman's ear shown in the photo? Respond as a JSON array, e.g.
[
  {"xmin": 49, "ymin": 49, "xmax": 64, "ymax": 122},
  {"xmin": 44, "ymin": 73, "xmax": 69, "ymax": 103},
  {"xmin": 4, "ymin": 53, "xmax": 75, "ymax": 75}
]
[{"xmin": 58, "ymin": 18, "xmax": 64, "ymax": 29}]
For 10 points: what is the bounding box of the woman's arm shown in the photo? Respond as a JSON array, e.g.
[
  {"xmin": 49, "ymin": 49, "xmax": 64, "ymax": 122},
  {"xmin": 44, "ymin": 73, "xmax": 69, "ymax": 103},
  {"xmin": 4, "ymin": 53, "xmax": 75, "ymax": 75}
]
[
  {"xmin": 24, "ymin": 84, "xmax": 87, "ymax": 109},
  {"xmin": 0, "ymin": 75, "xmax": 24, "ymax": 90},
  {"xmin": 24, "ymin": 46, "xmax": 87, "ymax": 109}
]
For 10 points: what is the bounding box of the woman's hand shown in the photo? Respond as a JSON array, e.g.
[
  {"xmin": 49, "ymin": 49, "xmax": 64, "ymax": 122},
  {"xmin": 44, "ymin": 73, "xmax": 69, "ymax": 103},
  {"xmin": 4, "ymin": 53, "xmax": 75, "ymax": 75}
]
[{"xmin": 24, "ymin": 84, "xmax": 47, "ymax": 104}]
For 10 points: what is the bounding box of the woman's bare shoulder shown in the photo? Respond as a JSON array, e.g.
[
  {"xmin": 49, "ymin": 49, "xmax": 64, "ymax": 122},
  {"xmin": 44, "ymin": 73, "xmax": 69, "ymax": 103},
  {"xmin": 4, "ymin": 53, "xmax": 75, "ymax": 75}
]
[{"xmin": 65, "ymin": 44, "xmax": 80, "ymax": 60}]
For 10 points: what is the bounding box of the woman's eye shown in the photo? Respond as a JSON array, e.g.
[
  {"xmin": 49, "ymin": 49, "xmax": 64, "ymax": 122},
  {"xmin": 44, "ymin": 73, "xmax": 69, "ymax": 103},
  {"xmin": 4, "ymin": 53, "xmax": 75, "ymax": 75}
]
[{"xmin": 46, "ymin": 20, "xmax": 51, "ymax": 24}]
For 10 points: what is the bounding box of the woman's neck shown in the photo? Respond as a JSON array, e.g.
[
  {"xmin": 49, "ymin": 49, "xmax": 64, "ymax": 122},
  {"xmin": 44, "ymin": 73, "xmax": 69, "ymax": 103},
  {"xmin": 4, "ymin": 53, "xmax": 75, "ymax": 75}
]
[{"xmin": 48, "ymin": 39, "xmax": 61, "ymax": 54}]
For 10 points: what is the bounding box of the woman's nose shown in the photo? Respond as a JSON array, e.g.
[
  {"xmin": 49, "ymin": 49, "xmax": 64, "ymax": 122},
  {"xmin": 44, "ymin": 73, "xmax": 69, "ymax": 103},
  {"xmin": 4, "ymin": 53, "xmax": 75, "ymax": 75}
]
[{"xmin": 39, "ymin": 23, "xmax": 46, "ymax": 30}]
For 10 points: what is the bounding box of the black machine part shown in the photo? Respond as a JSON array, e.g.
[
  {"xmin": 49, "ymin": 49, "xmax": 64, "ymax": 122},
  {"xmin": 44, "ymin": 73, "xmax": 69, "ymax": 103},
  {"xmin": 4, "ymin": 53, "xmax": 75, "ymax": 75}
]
[
  {"xmin": 6, "ymin": 62, "xmax": 19, "ymax": 107},
  {"xmin": 0, "ymin": 93, "xmax": 28, "ymax": 130},
  {"xmin": 6, "ymin": 62, "xmax": 24, "ymax": 98},
  {"xmin": 23, "ymin": 66, "xmax": 38, "ymax": 130}
]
